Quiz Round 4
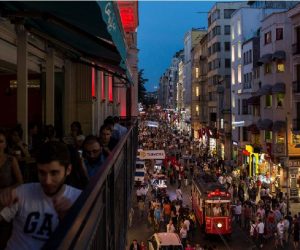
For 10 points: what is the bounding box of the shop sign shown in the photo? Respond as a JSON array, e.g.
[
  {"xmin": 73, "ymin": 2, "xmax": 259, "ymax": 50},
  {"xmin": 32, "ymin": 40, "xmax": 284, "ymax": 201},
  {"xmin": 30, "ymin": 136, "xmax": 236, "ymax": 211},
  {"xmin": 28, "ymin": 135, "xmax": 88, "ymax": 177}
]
[
  {"xmin": 289, "ymin": 159, "xmax": 300, "ymax": 168},
  {"xmin": 290, "ymin": 167, "xmax": 299, "ymax": 174},
  {"xmin": 242, "ymin": 149, "xmax": 250, "ymax": 156},
  {"xmin": 145, "ymin": 121, "xmax": 159, "ymax": 128},
  {"xmin": 138, "ymin": 150, "xmax": 166, "ymax": 159}
]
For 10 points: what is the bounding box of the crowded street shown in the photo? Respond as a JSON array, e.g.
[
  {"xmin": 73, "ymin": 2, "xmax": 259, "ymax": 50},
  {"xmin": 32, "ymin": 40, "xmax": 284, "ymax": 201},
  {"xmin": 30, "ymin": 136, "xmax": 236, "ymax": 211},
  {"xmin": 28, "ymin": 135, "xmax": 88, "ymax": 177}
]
[{"xmin": 127, "ymin": 108, "xmax": 300, "ymax": 250}]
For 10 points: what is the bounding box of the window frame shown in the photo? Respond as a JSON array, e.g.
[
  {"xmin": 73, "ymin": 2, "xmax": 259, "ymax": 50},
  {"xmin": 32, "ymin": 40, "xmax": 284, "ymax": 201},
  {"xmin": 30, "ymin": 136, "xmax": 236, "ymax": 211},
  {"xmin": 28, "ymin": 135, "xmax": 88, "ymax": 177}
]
[
  {"xmin": 276, "ymin": 27, "xmax": 283, "ymax": 40},
  {"xmin": 264, "ymin": 31, "xmax": 272, "ymax": 45}
]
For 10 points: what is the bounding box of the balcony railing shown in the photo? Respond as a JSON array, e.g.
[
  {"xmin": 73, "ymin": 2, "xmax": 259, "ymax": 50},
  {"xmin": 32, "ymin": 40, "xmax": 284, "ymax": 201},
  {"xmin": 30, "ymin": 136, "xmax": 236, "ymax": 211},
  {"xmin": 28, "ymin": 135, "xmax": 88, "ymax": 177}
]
[
  {"xmin": 292, "ymin": 43, "xmax": 300, "ymax": 55},
  {"xmin": 293, "ymin": 81, "xmax": 300, "ymax": 93},
  {"xmin": 43, "ymin": 118, "xmax": 138, "ymax": 250},
  {"xmin": 293, "ymin": 119, "xmax": 300, "ymax": 131}
]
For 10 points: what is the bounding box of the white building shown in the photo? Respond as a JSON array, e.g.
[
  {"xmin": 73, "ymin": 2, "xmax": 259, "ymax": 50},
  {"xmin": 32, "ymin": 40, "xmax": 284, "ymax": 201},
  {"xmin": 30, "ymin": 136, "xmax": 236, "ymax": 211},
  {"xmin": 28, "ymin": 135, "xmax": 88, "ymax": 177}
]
[
  {"xmin": 207, "ymin": 1, "xmax": 247, "ymax": 161},
  {"xmin": 230, "ymin": 7, "xmax": 286, "ymax": 169},
  {"xmin": 183, "ymin": 29, "xmax": 206, "ymax": 130}
]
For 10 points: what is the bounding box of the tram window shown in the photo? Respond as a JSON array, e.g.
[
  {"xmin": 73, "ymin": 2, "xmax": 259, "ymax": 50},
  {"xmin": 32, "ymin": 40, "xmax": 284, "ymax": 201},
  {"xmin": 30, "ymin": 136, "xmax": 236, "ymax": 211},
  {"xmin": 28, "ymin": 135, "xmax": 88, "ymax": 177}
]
[{"xmin": 205, "ymin": 204, "xmax": 212, "ymax": 216}]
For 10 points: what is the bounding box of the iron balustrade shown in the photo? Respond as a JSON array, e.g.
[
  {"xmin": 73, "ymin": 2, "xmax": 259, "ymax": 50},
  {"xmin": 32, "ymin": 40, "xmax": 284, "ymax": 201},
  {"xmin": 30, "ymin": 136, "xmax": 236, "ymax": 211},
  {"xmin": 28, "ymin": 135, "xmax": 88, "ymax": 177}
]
[{"xmin": 43, "ymin": 118, "xmax": 138, "ymax": 250}]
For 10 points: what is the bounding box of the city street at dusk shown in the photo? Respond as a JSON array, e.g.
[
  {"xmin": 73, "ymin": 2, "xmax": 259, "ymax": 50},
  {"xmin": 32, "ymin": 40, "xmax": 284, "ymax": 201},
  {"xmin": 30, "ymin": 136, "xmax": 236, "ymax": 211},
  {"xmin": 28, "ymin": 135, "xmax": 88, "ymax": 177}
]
[{"xmin": 0, "ymin": 1, "xmax": 299, "ymax": 250}]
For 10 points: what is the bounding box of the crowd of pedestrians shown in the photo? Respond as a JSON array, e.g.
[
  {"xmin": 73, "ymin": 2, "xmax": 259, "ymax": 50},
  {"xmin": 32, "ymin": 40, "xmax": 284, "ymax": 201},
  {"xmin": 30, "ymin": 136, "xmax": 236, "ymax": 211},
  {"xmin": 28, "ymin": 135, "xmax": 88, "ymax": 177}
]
[
  {"xmin": 0, "ymin": 116, "xmax": 128, "ymax": 249},
  {"xmin": 130, "ymin": 110, "xmax": 300, "ymax": 250}
]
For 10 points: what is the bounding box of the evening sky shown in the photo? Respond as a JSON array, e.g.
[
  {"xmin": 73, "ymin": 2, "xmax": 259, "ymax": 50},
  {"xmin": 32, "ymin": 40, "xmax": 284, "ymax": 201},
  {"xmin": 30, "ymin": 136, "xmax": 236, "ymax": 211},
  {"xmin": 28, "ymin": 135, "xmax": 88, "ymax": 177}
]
[{"xmin": 138, "ymin": 1, "xmax": 214, "ymax": 92}]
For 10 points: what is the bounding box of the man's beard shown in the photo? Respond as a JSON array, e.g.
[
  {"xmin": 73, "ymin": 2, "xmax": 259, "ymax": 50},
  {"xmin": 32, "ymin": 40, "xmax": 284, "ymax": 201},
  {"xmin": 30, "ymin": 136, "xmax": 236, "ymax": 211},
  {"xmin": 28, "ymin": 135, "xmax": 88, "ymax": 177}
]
[{"xmin": 42, "ymin": 174, "xmax": 67, "ymax": 197}]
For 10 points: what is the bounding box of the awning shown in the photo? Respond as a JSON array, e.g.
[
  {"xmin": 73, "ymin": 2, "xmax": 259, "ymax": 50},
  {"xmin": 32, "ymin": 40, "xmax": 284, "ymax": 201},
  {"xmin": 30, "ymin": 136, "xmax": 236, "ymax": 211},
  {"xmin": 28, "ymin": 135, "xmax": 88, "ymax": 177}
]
[
  {"xmin": 273, "ymin": 120, "xmax": 286, "ymax": 132},
  {"xmin": 0, "ymin": 2, "xmax": 132, "ymax": 83},
  {"xmin": 257, "ymin": 119, "xmax": 273, "ymax": 130},
  {"xmin": 257, "ymin": 53, "xmax": 272, "ymax": 66},
  {"xmin": 272, "ymin": 50, "xmax": 286, "ymax": 61},
  {"xmin": 247, "ymin": 96, "xmax": 260, "ymax": 105},
  {"xmin": 272, "ymin": 82, "xmax": 285, "ymax": 94},
  {"xmin": 257, "ymin": 84, "xmax": 272, "ymax": 96},
  {"xmin": 247, "ymin": 124, "xmax": 260, "ymax": 134}
]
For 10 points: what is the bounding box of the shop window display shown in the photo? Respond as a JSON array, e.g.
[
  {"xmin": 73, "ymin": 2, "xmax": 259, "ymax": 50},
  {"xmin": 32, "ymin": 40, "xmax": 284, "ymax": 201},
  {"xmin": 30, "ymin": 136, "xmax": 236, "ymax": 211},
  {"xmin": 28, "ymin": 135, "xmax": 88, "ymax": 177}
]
[
  {"xmin": 293, "ymin": 133, "xmax": 300, "ymax": 144},
  {"xmin": 276, "ymin": 93, "xmax": 284, "ymax": 108},
  {"xmin": 276, "ymin": 132, "xmax": 284, "ymax": 144},
  {"xmin": 265, "ymin": 130, "xmax": 272, "ymax": 142}
]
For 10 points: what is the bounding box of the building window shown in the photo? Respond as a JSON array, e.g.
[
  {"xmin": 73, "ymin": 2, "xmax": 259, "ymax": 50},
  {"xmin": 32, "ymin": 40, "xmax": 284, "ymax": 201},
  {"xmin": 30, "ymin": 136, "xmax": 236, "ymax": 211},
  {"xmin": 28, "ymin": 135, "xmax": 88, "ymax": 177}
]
[
  {"xmin": 265, "ymin": 130, "xmax": 272, "ymax": 141},
  {"xmin": 196, "ymin": 86, "xmax": 199, "ymax": 97},
  {"xmin": 231, "ymin": 45, "xmax": 235, "ymax": 62},
  {"xmin": 224, "ymin": 9, "xmax": 235, "ymax": 19},
  {"xmin": 264, "ymin": 63, "xmax": 272, "ymax": 74},
  {"xmin": 242, "ymin": 127, "xmax": 248, "ymax": 141},
  {"xmin": 276, "ymin": 28, "xmax": 283, "ymax": 40},
  {"xmin": 238, "ymin": 65, "xmax": 242, "ymax": 83},
  {"xmin": 238, "ymin": 42, "xmax": 242, "ymax": 58},
  {"xmin": 242, "ymin": 99, "xmax": 248, "ymax": 114},
  {"xmin": 208, "ymin": 47, "xmax": 211, "ymax": 56},
  {"xmin": 212, "ymin": 26, "xmax": 221, "ymax": 37},
  {"xmin": 276, "ymin": 61, "xmax": 285, "ymax": 72},
  {"xmin": 264, "ymin": 31, "xmax": 272, "ymax": 44},
  {"xmin": 237, "ymin": 19, "xmax": 241, "ymax": 35},
  {"xmin": 212, "ymin": 42, "xmax": 221, "ymax": 53},
  {"xmin": 276, "ymin": 93, "xmax": 284, "ymax": 107},
  {"xmin": 195, "ymin": 67, "xmax": 199, "ymax": 78},
  {"xmin": 196, "ymin": 105, "xmax": 199, "ymax": 112},
  {"xmin": 225, "ymin": 59, "xmax": 231, "ymax": 68},
  {"xmin": 276, "ymin": 132, "xmax": 284, "ymax": 144},
  {"xmin": 224, "ymin": 25, "xmax": 231, "ymax": 35},
  {"xmin": 232, "ymin": 68, "xmax": 235, "ymax": 85},
  {"xmin": 224, "ymin": 42, "xmax": 230, "ymax": 51},
  {"xmin": 265, "ymin": 95, "xmax": 272, "ymax": 108}
]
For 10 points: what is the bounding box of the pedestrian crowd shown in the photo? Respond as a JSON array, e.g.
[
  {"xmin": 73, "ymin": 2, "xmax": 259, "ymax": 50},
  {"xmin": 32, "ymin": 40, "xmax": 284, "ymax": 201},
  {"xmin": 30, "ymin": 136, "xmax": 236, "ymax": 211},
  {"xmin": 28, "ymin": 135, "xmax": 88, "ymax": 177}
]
[
  {"xmin": 0, "ymin": 116, "xmax": 128, "ymax": 249},
  {"xmin": 131, "ymin": 110, "xmax": 300, "ymax": 250}
]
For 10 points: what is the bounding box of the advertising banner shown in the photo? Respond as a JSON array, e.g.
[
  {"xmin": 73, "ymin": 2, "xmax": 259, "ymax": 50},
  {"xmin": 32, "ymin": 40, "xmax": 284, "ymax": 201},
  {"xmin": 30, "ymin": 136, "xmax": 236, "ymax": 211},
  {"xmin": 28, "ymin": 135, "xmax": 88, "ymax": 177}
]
[{"xmin": 138, "ymin": 150, "xmax": 166, "ymax": 159}]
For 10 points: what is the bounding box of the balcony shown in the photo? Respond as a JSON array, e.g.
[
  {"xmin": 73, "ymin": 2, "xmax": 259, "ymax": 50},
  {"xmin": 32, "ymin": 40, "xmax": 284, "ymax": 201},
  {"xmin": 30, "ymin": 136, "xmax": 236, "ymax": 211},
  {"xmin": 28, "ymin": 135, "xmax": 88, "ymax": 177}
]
[
  {"xmin": 292, "ymin": 43, "xmax": 300, "ymax": 55},
  {"xmin": 293, "ymin": 119, "xmax": 300, "ymax": 131},
  {"xmin": 43, "ymin": 119, "xmax": 138, "ymax": 250},
  {"xmin": 293, "ymin": 81, "xmax": 300, "ymax": 93}
]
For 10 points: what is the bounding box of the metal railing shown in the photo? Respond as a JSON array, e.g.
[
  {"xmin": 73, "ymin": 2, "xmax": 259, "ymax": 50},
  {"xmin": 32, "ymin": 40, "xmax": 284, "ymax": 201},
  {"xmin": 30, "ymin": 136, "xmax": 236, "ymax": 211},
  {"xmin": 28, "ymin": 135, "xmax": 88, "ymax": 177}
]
[{"xmin": 43, "ymin": 118, "xmax": 138, "ymax": 250}]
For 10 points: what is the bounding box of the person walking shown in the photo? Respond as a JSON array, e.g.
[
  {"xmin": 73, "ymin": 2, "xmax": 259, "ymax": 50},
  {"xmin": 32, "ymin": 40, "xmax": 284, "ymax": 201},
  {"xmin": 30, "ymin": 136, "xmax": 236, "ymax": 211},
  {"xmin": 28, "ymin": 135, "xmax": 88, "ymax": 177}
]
[
  {"xmin": 180, "ymin": 224, "xmax": 188, "ymax": 248},
  {"xmin": 176, "ymin": 185, "xmax": 183, "ymax": 201},
  {"xmin": 257, "ymin": 219, "xmax": 265, "ymax": 249},
  {"xmin": 166, "ymin": 220, "xmax": 176, "ymax": 233},
  {"xmin": 293, "ymin": 216, "xmax": 299, "ymax": 249}
]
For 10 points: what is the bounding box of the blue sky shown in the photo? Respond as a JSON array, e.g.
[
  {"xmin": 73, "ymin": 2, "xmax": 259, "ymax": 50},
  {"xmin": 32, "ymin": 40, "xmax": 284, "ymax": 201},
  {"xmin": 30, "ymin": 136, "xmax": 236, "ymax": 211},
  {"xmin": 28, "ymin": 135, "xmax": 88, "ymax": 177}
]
[{"xmin": 138, "ymin": 1, "xmax": 214, "ymax": 92}]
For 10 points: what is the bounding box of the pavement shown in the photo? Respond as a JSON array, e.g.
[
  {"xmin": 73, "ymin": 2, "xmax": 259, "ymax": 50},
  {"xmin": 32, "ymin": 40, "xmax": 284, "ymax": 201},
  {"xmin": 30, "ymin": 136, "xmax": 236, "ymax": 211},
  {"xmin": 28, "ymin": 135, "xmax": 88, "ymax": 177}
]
[{"xmin": 126, "ymin": 180, "xmax": 259, "ymax": 250}]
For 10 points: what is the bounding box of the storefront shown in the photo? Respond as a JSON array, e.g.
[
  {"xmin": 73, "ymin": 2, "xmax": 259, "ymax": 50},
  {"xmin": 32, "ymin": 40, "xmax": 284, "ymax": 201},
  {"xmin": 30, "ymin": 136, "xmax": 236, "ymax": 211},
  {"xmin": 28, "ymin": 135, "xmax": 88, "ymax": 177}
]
[
  {"xmin": 209, "ymin": 138, "xmax": 217, "ymax": 156},
  {"xmin": 288, "ymin": 159, "xmax": 300, "ymax": 199}
]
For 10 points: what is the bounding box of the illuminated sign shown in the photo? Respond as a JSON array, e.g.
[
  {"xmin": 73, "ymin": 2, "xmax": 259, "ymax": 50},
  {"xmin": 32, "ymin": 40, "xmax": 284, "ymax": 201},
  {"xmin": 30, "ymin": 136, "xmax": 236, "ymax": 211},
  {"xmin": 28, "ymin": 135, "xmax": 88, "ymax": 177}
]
[{"xmin": 138, "ymin": 150, "xmax": 166, "ymax": 160}]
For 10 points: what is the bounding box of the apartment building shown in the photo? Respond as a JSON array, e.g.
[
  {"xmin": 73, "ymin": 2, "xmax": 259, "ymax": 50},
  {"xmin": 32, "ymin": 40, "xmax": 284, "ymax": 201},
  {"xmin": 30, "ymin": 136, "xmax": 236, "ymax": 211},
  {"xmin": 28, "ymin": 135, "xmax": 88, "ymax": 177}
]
[
  {"xmin": 207, "ymin": 2, "xmax": 247, "ymax": 161},
  {"xmin": 183, "ymin": 29, "xmax": 206, "ymax": 132},
  {"xmin": 191, "ymin": 31, "xmax": 208, "ymax": 139},
  {"xmin": 231, "ymin": 6, "xmax": 287, "ymax": 175}
]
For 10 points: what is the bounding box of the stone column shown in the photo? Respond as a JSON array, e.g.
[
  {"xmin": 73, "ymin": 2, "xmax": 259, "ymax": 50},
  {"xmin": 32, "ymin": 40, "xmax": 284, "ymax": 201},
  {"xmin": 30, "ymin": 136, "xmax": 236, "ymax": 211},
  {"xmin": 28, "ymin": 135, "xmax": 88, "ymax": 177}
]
[
  {"xmin": 45, "ymin": 47, "xmax": 55, "ymax": 125},
  {"xmin": 64, "ymin": 60, "xmax": 75, "ymax": 133},
  {"xmin": 16, "ymin": 24, "xmax": 28, "ymax": 144}
]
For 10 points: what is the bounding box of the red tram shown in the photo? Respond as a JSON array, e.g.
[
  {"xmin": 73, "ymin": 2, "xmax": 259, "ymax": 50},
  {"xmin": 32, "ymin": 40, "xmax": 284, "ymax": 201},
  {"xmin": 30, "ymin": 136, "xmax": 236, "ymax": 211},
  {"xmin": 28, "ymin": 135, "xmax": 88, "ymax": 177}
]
[{"xmin": 191, "ymin": 174, "xmax": 232, "ymax": 235}]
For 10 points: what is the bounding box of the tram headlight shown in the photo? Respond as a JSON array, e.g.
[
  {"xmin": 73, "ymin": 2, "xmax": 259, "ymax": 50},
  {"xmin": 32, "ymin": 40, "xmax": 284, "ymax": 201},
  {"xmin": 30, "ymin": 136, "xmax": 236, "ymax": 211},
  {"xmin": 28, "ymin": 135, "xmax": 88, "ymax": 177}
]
[{"xmin": 217, "ymin": 223, "xmax": 223, "ymax": 228}]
